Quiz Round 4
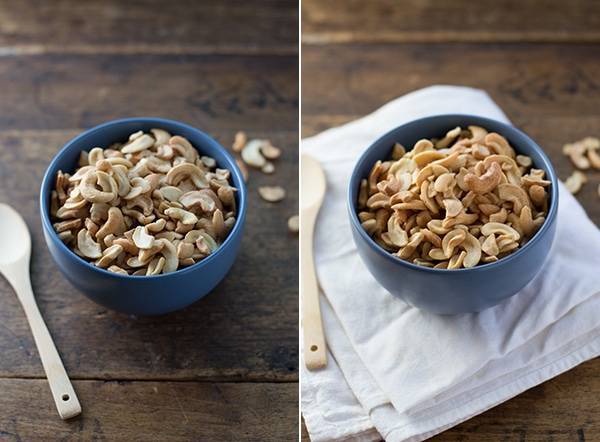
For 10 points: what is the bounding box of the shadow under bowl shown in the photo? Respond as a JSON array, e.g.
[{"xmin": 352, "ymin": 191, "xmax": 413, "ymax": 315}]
[
  {"xmin": 347, "ymin": 114, "xmax": 558, "ymax": 314},
  {"xmin": 40, "ymin": 117, "xmax": 247, "ymax": 316}
]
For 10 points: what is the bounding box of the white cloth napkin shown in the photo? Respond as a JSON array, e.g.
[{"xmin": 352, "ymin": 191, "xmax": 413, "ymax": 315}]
[{"xmin": 301, "ymin": 86, "xmax": 600, "ymax": 442}]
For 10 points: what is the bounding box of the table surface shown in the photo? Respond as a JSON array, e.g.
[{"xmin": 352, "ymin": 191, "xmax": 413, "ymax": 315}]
[
  {"xmin": 0, "ymin": 1, "xmax": 298, "ymax": 440},
  {"xmin": 302, "ymin": 0, "xmax": 600, "ymax": 440}
]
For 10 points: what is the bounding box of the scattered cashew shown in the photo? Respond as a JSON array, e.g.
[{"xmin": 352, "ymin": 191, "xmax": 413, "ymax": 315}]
[
  {"xmin": 258, "ymin": 186, "xmax": 285, "ymax": 202},
  {"xmin": 565, "ymin": 170, "xmax": 587, "ymax": 194}
]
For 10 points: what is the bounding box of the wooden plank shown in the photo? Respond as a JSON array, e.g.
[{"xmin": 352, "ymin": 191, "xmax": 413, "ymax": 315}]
[
  {"xmin": 302, "ymin": 358, "xmax": 600, "ymax": 441},
  {"xmin": 0, "ymin": 0, "xmax": 298, "ymax": 54},
  {"xmin": 302, "ymin": 0, "xmax": 600, "ymax": 44},
  {"xmin": 0, "ymin": 129, "xmax": 298, "ymax": 381},
  {"xmin": 0, "ymin": 53, "xmax": 298, "ymax": 132},
  {"xmin": 0, "ymin": 378, "xmax": 298, "ymax": 441},
  {"xmin": 302, "ymin": 43, "xmax": 600, "ymax": 224}
]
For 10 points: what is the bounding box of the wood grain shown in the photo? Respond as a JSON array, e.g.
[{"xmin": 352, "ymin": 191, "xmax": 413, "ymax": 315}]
[
  {"xmin": 0, "ymin": 378, "xmax": 298, "ymax": 442},
  {"xmin": 0, "ymin": 0, "xmax": 298, "ymax": 54},
  {"xmin": 0, "ymin": 129, "xmax": 298, "ymax": 381},
  {"xmin": 302, "ymin": 0, "xmax": 600, "ymax": 44},
  {"xmin": 0, "ymin": 54, "xmax": 298, "ymax": 132}
]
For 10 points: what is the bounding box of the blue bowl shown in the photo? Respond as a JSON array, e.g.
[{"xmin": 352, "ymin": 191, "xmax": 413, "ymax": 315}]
[
  {"xmin": 348, "ymin": 115, "xmax": 559, "ymax": 314},
  {"xmin": 40, "ymin": 118, "xmax": 247, "ymax": 315}
]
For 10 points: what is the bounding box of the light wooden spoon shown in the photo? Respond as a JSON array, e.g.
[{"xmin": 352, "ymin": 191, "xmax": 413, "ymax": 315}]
[
  {"xmin": 0, "ymin": 204, "xmax": 81, "ymax": 419},
  {"xmin": 301, "ymin": 154, "xmax": 327, "ymax": 370}
]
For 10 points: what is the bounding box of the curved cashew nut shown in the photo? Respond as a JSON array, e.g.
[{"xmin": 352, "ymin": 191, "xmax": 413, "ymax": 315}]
[
  {"xmin": 421, "ymin": 228, "xmax": 442, "ymax": 248},
  {"xmin": 166, "ymin": 163, "xmax": 208, "ymax": 189},
  {"xmin": 388, "ymin": 158, "xmax": 416, "ymax": 179},
  {"xmin": 132, "ymin": 226, "xmax": 155, "ymax": 249},
  {"xmin": 435, "ymin": 126, "xmax": 461, "ymax": 149},
  {"xmin": 397, "ymin": 231, "xmax": 424, "ymax": 260},
  {"xmin": 497, "ymin": 183, "xmax": 530, "ymax": 214},
  {"xmin": 442, "ymin": 228, "xmax": 466, "ymax": 258},
  {"xmin": 468, "ymin": 125, "xmax": 488, "ymax": 142},
  {"xmin": 150, "ymin": 128, "xmax": 171, "ymax": 146},
  {"xmin": 126, "ymin": 194, "xmax": 154, "ymax": 216},
  {"xmin": 138, "ymin": 241, "xmax": 165, "ymax": 263},
  {"xmin": 260, "ymin": 142, "xmax": 281, "ymax": 160},
  {"xmin": 431, "ymin": 152, "xmax": 464, "ymax": 171},
  {"xmin": 77, "ymin": 229, "xmax": 102, "ymax": 259},
  {"xmin": 169, "ymin": 135, "xmax": 199, "ymax": 163},
  {"xmin": 88, "ymin": 147, "xmax": 105, "ymax": 165},
  {"xmin": 122, "ymin": 134, "xmax": 154, "ymax": 154},
  {"xmin": 412, "ymin": 139, "xmax": 434, "ymax": 155},
  {"xmin": 433, "ymin": 173, "xmax": 455, "ymax": 193},
  {"xmin": 443, "ymin": 198, "xmax": 463, "ymax": 218},
  {"xmin": 164, "ymin": 207, "xmax": 198, "ymax": 225},
  {"xmin": 96, "ymin": 207, "xmax": 126, "ymax": 240},
  {"xmin": 448, "ymin": 250, "xmax": 467, "ymax": 269},
  {"xmin": 198, "ymin": 231, "xmax": 218, "ymax": 252},
  {"xmin": 481, "ymin": 222, "xmax": 520, "ymax": 241},
  {"xmin": 124, "ymin": 176, "xmax": 152, "ymax": 200},
  {"xmin": 519, "ymin": 206, "xmax": 535, "ymax": 237},
  {"xmin": 484, "ymin": 133, "xmax": 515, "ymax": 158},
  {"xmin": 481, "ymin": 234, "xmax": 499, "ymax": 256},
  {"xmin": 80, "ymin": 170, "xmax": 117, "ymax": 203},
  {"xmin": 413, "ymin": 151, "xmax": 446, "ymax": 168},
  {"xmin": 212, "ymin": 209, "xmax": 226, "ymax": 240},
  {"xmin": 95, "ymin": 244, "xmax": 124, "ymax": 268},
  {"xmin": 458, "ymin": 232, "xmax": 481, "ymax": 268},
  {"xmin": 146, "ymin": 256, "xmax": 166, "ymax": 276},
  {"xmin": 111, "ymin": 164, "xmax": 131, "ymax": 197},
  {"xmin": 180, "ymin": 189, "xmax": 223, "ymax": 213},
  {"xmin": 146, "ymin": 218, "xmax": 167, "ymax": 233},
  {"xmin": 419, "ymin": 181, "xmax": 439, "ymax": 214},
  {"xmin": 464, "ymin": 162, "xmax": 503, "ymax": 194},
  {"xmin": 483, "ymin": 155, "xmax": 521, "ymax": 185},
  {"xmin": 528, "ymin": 184, "xmax": 546, "ymax": 207},
  {"xmin": 382, "ymin": 214, "xmax": 408, "ymax": 248},
  {"xmin": 240, "ymin": 139, "xmax": 267, "ymax": 168},
  {"xmin": 159, "ymin": 186, "xmax": 184, "ymax": 202}
]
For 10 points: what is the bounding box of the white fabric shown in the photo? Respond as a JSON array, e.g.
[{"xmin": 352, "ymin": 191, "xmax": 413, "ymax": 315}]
[{"xmin": 301, "ymin": 86, "xmax": 600, "ymax": 442}]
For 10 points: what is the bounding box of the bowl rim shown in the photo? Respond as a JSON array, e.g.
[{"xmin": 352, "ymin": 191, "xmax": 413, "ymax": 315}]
[
  {"xmin": 40, "ymin": 117, "xmax": 247, "ymax": 280},
  {"xmin": 347, "ymin": 113, "xmax": 559, "ymax": 274}
]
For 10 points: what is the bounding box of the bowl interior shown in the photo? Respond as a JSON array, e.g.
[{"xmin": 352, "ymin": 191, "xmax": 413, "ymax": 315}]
[
  {"xmin": 40, "ymin": 117, "xmax": 247, "ymax": 279},
  {"xmin": 348, "ymin": 114, "xmax": 559, "ymax": 272}
]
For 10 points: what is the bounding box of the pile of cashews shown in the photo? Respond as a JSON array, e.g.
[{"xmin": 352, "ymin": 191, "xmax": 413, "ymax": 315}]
[
  {"xmin": 51, "ymin": 129, "xmax": 237, "ymax": 276},
  {"xmin": 357, "ymin": 126, "xmax": 550, "ymax": 269}
]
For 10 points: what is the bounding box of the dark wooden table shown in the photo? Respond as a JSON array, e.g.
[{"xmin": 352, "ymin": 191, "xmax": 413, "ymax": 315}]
[
  {"xmin": 0, "ymin": 1, "xmax": 298, "ymax": 440},
  {"xmin": 302, "ymin": 1, "xmax": 600, "ymax": 440}
]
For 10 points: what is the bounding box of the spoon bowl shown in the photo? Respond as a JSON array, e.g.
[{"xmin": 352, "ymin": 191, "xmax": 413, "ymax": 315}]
[
  {"xmin": 301, "ymin": 154, "xmax": 326, "ymax": 210},
  {"xmin": 0, "ymin": 204, "xmax": 31, "ymax": 266}
]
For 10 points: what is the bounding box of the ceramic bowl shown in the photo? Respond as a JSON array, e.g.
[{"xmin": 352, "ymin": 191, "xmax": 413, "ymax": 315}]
[
  {"xmin": 40, "ymin": 118, "xmax": 247, "ymax": 315},
  {"xmin": 347, "ymin": 114, "xmax": 558, "ymax": 314}
]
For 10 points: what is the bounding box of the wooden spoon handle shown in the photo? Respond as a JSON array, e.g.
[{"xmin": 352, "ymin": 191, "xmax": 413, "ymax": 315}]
[
  {"xmin": 301, "ymin": 209, "xmax": 327, "ymax": 370},
  {"xmin": 10, "ymin": 270, "xmax": 81, "ymax": 419}
]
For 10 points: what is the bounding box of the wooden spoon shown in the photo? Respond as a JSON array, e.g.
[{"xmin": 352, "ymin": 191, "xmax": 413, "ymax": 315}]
[
  {"xmin": 0, "ymin": 204, "xmax": 81, "ymax": 419},
  {"xmin": 301, "ymin": 154, "xmax": 327, "ymax": 370}
]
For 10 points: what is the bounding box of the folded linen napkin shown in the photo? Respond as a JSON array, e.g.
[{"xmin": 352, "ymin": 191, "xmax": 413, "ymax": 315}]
[{"xmin": 301, "ymin": 86, "xmax": 600, "ymax": 442}]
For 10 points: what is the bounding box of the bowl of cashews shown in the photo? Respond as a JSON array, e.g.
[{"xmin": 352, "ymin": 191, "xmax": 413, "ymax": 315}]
[
  {"xmin": 348, "ymin": 114, "xmax": 558, "ymax": 314},
  {"xmin": 40, "ymin": 117, "xmax": 247, "ymax": 315}
]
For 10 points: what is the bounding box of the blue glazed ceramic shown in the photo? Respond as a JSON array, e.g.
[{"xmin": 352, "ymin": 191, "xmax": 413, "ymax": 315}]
[
  {"xmin": 40, "ymin": 118, "xmax": 247, "ymax": 315},
  {"xmin": 348, "ymin": 115, "xmax": 559, "ymax": 314}
]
